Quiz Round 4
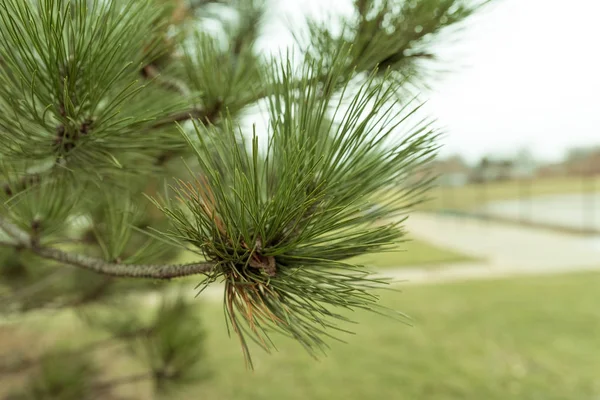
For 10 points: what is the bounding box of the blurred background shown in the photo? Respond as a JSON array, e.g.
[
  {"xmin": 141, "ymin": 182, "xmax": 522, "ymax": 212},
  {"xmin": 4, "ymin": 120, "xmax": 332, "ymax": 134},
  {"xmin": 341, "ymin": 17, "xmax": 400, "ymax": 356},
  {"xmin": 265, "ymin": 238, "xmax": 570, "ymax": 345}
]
[{"xmin": 2, "ymin": 0, "xmax": 600, "ymax": 399}]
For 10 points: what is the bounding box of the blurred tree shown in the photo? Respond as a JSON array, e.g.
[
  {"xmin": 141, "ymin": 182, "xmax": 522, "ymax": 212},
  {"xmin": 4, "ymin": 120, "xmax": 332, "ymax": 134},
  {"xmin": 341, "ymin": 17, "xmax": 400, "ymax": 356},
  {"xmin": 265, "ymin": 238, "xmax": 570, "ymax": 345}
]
[{"xmin": 0, "ymin": 0, "xmax": 488, "ymax": 397}]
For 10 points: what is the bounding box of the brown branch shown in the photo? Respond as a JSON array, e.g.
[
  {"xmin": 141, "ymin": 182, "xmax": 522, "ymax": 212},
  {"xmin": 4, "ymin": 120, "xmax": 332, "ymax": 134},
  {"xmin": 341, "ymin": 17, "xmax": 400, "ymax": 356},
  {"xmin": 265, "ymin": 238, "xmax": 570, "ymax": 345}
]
[
  {"xmin": 0, "ymin": 218, "xmax": 216, "ymax": 280},
  {"xmin": 31, "ymin": 246, "xmax": 215, "ymax": 279}
]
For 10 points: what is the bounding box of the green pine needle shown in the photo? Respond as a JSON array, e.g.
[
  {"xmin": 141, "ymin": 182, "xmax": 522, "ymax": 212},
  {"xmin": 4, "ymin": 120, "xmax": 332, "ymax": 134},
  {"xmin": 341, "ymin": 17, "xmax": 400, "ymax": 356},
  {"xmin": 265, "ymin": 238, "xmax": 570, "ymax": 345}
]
[
  {"xmin": 151, "ymin": 50, "xmax": 438, "ymax": 366},
  {"xmin": 0, "ymin": 0, "xmax": 189, "ymax": 172}
]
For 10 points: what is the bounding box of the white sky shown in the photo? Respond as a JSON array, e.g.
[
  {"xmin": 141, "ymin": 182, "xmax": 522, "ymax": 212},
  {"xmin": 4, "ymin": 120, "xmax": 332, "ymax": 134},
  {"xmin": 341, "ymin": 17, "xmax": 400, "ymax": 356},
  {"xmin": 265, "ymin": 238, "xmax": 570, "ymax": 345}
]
[{"xmin": 256, "ymin": 0, "xmax": 600, "ymax": 164}]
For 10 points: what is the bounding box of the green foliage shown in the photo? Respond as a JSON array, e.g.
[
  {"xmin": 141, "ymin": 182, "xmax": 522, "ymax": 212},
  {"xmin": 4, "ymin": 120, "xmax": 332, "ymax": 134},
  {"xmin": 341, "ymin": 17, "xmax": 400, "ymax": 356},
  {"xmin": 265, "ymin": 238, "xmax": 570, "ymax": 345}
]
[
  {"xmin": 150, "ymin": 49, "xmax": 438, "ymax": 364},
  {"xmin": 0, "ymin": 0, "xmax": 187, "ymax": 176},
  {"xmin": 181, "ymin": 0, "xmax": 266, "ymax": 120},
  {"xmin": 301, "ymin": 0, "xmax": 489, "ymax": 90},
  {"xmin": 1, "ymin": 172, "xmax": 83, "ymax": 237},
  {"xmin": 3, "ymin": 291, "xmax": 209, "ymax": 398},
  {"xmin": 77, "ymin": 292, "xmax": 211, "ymax": 396},
  {"xmin": 87, "ymin": 188, "xmax": 177, "ymax": 264},
  {"xmin": 11, "ymin": 351, "xmax": 98, "ymax": 400},
  {"xmin": 138, "ymin": 295, "xmax": 211, "ymax": 395},
  {"xmin": 0, "ymin": 248, "xmax": 31, "ymax": 298},
  {"xmin": 0, "ymin": 0, "xmax": 489, "ymax": 388}
]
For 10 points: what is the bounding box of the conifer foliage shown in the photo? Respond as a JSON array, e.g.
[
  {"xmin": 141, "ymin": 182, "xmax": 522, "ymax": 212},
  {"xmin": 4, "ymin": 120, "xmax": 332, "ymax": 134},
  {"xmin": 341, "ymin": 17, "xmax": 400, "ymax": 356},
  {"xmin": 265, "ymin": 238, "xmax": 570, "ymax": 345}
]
[{"xmin": 0, "ymin": 0, "xmax": 488, "ymax": 396}]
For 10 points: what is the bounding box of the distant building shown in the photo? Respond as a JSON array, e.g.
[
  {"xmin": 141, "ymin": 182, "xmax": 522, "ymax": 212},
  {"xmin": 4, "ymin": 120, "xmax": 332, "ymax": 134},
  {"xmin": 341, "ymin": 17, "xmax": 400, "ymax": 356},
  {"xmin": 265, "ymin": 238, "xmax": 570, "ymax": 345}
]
[
  {"xmin": 563, "ymin": 147, "xmax": 600, "ymax": 176},
  {"xmin": 429, "ymin": 155, "xmax": 471, "ymax": 187},
  {"xmin": 536, "ymin": 163, "xmax": 566, "ymax": 178},
  {"xmin": 469, "ymin": 149, "xmax": 539, "ymax": 183},
  {"xmin": 470, "ymin": 157, "xmax": 514, "ymax": 183},
  {"xmin": 565, "ymin": 146, "xmax": 600, "ymax": 163}
]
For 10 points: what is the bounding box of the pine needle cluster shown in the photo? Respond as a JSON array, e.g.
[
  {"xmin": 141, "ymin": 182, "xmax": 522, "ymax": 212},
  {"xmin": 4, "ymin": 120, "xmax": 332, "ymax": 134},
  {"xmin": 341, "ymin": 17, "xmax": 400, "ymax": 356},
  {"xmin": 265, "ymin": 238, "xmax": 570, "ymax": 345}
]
[{"xmin": 0, "ymin": 0, "xmax": 490, "ymax": 391}]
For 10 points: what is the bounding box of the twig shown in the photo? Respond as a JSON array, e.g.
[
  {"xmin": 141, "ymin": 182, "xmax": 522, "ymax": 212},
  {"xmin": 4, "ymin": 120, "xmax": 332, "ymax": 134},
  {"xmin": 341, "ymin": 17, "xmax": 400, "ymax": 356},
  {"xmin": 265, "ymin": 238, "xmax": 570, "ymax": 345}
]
[
  {"xmin": 32, "ymin": 247, "xmax": 215, "ymax": 279},
  {"xmin": 0, "ymin": 218, "xmax": 215, "ymax": 280}
]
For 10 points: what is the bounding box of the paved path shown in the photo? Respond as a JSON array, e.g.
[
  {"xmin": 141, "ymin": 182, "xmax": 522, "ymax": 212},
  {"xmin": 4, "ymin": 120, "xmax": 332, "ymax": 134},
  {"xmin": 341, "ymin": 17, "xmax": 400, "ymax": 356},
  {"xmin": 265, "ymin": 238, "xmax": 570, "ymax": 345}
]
[
  {"xmin": 406, "ymin": 212, "xmax": 600, "ymax": 268},
  {"xmin": 372, "ymin": 212, "xmax": 600, "ymax": 285}
]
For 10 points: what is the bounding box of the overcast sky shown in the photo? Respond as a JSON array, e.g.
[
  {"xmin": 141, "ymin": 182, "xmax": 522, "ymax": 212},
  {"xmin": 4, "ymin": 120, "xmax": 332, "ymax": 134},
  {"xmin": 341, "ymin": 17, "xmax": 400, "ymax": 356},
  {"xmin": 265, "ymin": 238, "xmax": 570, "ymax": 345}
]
[{"xmin": 256, "ymin": 0, "xmax": 600, "ymax": 164}]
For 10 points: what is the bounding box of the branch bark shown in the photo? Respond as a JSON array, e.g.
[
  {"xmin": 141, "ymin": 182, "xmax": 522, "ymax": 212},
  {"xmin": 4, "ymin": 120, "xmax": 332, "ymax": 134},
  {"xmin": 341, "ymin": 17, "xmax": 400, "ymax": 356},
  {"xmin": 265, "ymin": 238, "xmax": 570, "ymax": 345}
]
[
  {"xmin": 0, "ymin": 218, "xmax": 215, "ymax": 280},
  {"xmin": 32, "ymin": 246, "xmax": 215, "ymax": 279}
]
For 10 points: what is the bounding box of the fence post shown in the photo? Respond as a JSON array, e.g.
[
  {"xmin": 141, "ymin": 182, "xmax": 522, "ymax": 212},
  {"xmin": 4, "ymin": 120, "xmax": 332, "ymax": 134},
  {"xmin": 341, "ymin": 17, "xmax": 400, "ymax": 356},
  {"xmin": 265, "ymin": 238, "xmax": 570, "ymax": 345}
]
[
  {"xmin": 481, "ymin": 177, "xmax": 488, "ymax": 228},
  {"xmin": 519, "ymin": 176, "xmax": 532, "ymax": 225},
  {"xmin": 584, "ymin": 173, "xmax": 595, "ymax": 233}
]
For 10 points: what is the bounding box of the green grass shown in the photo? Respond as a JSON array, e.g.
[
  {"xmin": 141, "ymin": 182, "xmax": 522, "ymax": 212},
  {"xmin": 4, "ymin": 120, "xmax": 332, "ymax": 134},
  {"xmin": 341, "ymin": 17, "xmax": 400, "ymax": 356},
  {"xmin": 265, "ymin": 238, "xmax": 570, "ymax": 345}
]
[
  {"xmin": 350, "ymin": 238, "xmax": 474, "ymax": 268},
  {"xmin": 4, "ymin": 271, "xmax": 600, "ymax": 399},
  {"xmin": 190, "ymin": 271, "xmax": 600, "ymax": 400},
  {"xmin": 417, "ymin": 175, "xmax": 600, "ymax": 211}
]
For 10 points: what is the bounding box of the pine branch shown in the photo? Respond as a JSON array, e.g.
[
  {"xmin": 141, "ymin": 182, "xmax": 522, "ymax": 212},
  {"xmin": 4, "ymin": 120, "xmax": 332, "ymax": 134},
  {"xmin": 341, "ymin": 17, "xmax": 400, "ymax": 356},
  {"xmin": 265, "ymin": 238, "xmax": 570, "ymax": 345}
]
[
  {"xmin": 301, "ymin": 0, "xmax": 490, "ymax": 88},
  {"xmin": 0, "ymin": 218, "xmax": 215, "ymax": 279},
  {"xmin": 0, "ymin": 0, "xmax": 489, "ymax": 374},
  {"xmin": 34, "ymin": 247, "xmax": 214, "ymax": 279}
]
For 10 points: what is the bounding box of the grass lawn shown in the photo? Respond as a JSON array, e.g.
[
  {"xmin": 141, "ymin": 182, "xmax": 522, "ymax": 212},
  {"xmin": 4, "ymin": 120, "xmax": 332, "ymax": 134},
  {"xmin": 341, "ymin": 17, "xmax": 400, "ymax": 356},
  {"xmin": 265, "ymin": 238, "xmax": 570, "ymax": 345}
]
[
  {"xmin": 417, "ymin": 175, "xmax": 600, "ymax": 212},
  {"xmin": 5, "ymin": 271, "xmax": 600, "ymax": 399},
  {"xmin": 349, "ymin": 237, "xmax": 474, "ymax": 268},
  {"xmin": 190, "ymin": 271, "xmax": 600, "ymax": 400}
]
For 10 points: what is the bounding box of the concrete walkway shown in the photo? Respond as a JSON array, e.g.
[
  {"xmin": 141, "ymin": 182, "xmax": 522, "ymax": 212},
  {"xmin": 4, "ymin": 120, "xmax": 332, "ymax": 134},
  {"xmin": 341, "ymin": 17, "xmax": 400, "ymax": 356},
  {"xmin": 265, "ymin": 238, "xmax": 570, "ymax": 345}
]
[{"xmin": 373, "ymin": 212, "xmax": 600, "ymax": 285}]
